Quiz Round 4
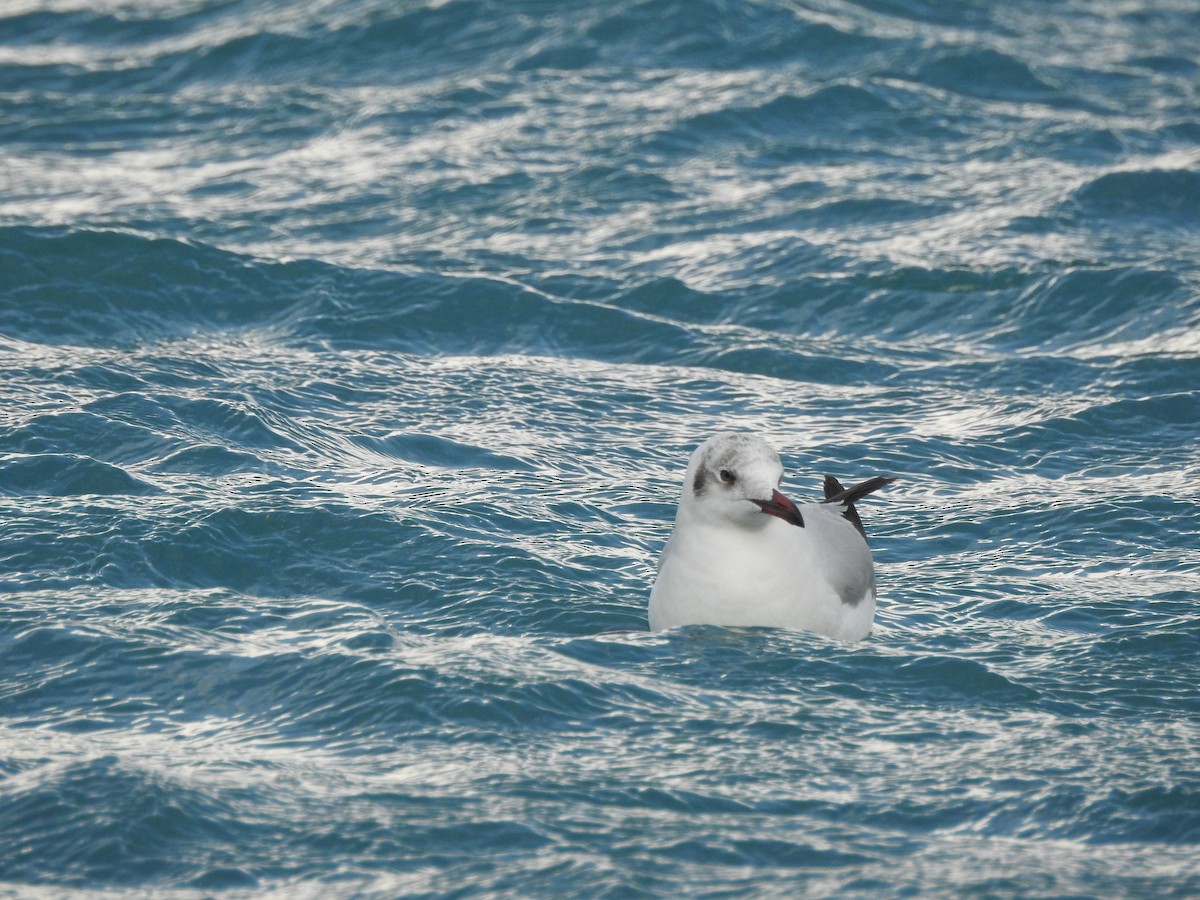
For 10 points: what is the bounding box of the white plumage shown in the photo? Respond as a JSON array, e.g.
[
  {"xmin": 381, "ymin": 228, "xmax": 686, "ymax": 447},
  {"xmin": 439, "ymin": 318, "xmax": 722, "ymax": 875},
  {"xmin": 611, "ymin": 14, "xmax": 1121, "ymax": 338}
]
[{"xmin": 649, "ymin": 433, "xmax": 893, "ymax": 642}]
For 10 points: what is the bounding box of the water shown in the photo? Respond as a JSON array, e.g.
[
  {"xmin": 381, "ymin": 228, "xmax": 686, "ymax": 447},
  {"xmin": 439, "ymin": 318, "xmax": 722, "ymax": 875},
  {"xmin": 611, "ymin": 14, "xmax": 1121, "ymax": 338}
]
[{"xmin": 2, "ymin": 0, "xmax": 1199, "ymax": 896}]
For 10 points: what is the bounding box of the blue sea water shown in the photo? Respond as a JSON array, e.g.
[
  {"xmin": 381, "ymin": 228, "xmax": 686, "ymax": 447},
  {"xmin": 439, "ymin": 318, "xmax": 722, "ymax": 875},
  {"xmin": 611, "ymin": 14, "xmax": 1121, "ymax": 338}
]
[{"xmin": 2, "ymin": 0, "xmax": 1200, "ymax": 895}]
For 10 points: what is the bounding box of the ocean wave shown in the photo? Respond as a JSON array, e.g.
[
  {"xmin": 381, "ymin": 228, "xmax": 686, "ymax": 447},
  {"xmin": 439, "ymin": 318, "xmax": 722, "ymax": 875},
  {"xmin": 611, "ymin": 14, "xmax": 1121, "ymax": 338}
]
[
  {"xmin": 1070, "ymin": 168, "xmax": 1200, "ymax": 223},
  {"xmin": 3, "ymin": 0, "xmax": 1200, "ymax": 894}
]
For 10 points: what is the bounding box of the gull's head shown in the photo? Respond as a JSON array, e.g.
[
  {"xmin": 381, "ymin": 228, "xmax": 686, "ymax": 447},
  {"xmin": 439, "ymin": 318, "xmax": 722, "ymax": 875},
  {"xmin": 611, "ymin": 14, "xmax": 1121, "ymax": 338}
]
[{"xmin": 679, "ymin": 433, "xmax": 804, "ymax": 529}]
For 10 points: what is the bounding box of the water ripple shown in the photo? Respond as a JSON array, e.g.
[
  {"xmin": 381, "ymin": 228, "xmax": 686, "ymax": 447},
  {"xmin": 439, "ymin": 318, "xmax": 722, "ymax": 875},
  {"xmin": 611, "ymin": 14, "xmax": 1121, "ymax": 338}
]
[{"xmin": 3, "ymin": 0, "xmax": 1200, "ymax": 895}]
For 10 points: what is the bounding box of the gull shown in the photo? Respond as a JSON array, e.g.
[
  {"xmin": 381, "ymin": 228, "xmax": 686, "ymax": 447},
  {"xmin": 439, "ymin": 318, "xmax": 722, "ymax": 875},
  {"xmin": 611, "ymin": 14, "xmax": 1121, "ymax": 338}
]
[{"xmin": 649, "ymin": 433, "xmax": 893, "ymax": 641}]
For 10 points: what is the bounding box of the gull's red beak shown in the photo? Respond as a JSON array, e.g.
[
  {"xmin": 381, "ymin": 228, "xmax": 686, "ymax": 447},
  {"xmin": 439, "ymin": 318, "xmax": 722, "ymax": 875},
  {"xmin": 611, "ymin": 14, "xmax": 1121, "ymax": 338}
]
[{"xmin": 751, "ymin": 489, "xmax": 805, "ymax": 528}]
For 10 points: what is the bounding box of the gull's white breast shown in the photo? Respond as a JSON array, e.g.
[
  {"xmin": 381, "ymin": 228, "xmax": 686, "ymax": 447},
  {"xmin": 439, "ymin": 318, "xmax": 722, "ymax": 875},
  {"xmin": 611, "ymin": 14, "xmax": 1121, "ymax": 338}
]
[{"xmin": 649, "ymin": 503, "xmax": 876, "ymax": 641}]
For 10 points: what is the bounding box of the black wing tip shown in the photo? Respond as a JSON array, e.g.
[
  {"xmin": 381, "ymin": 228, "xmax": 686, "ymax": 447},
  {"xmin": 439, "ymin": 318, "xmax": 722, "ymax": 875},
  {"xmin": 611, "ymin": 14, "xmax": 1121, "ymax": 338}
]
[
  {"xmin": 821, "ymin": 474, "xmax": 896, "ymax": 505},
  {"xmin": 823, "ymin": 474, "xmax": 844, "ymax": 500},
  {"xmin": 821, "ymin": 474, "xmax": 896, "ymax": 542}
]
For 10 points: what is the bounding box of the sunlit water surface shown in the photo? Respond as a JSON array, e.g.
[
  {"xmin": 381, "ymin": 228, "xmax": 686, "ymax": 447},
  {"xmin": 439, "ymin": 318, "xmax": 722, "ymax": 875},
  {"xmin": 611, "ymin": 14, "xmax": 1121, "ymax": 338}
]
[{"xmin": 2, "ymin": 0, "xmax": 1199, "ymax": 895}]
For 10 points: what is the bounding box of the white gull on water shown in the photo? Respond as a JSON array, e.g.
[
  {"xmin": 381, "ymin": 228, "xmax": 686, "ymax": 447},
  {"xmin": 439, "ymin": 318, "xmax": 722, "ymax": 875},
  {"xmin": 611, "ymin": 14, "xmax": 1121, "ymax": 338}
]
[{"xmin": 649, "ymin": 433, "xmax": 894, "ymax": 642}]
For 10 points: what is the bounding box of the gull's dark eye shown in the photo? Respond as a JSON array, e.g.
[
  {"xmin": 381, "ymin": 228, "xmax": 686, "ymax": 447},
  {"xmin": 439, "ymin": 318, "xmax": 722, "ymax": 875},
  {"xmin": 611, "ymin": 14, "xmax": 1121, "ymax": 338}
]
[{"xmin": 719, "ymin": 468, "xmax": 735, "ymax": 484}]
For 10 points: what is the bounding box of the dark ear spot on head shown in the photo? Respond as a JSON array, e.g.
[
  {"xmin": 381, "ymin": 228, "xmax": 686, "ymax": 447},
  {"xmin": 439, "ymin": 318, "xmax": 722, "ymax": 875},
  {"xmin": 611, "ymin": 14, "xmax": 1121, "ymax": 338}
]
[{"xmin": 692, "ymin": 466, "xmax": 707, "ymax": 495}]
